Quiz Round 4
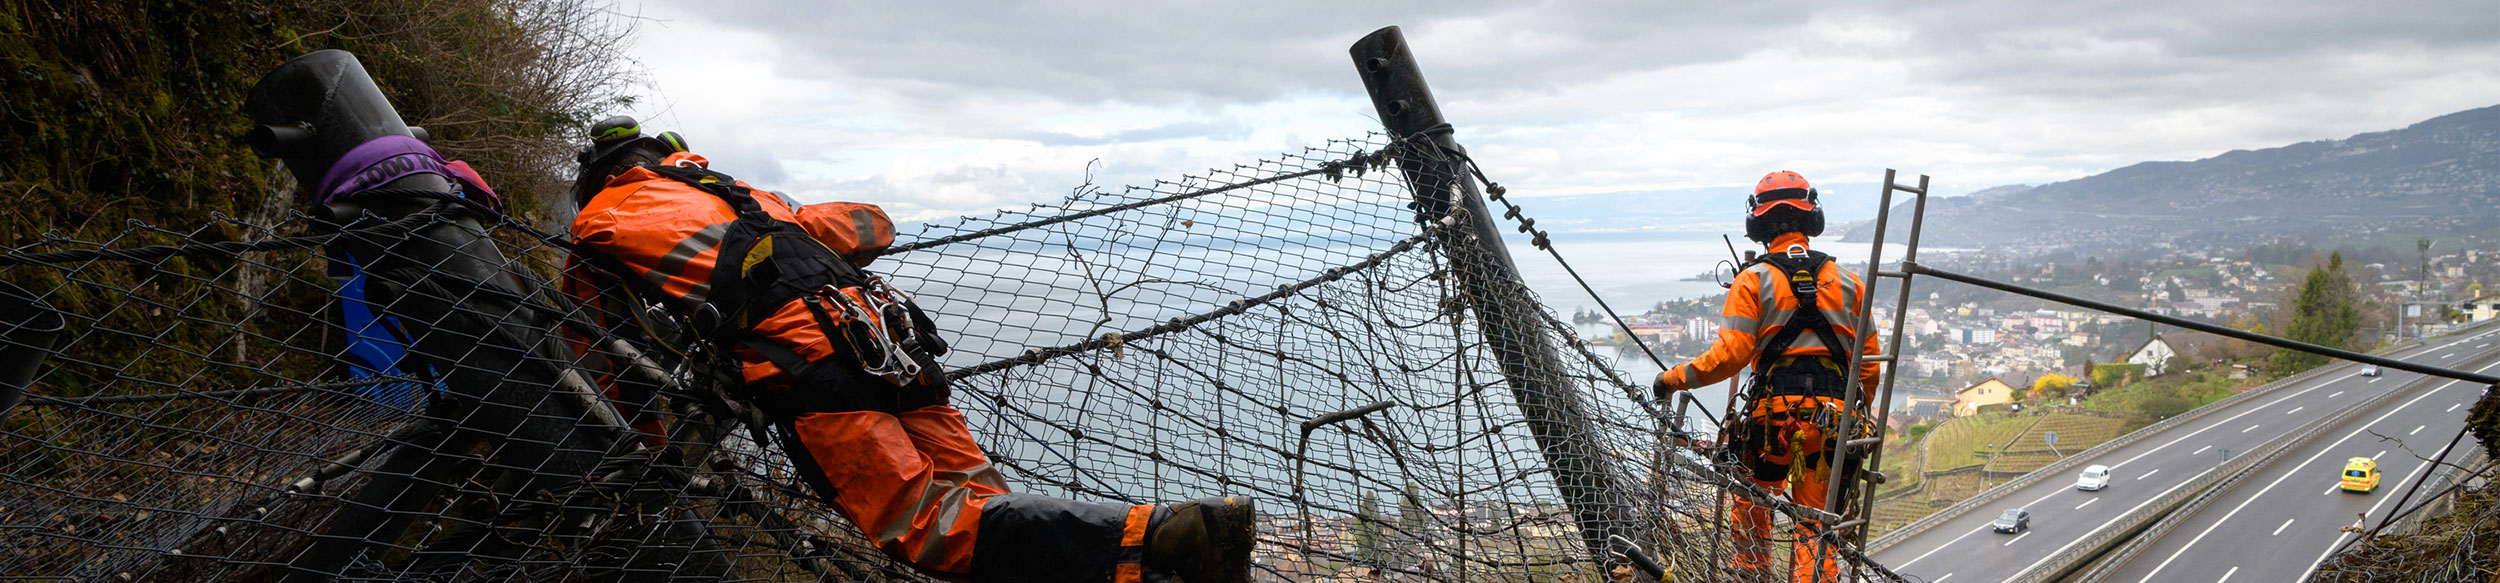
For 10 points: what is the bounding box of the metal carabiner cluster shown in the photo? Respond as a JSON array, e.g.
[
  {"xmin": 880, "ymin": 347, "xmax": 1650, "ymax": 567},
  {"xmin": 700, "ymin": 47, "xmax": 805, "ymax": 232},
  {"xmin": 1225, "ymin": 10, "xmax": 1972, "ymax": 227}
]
[{"xmin": 818, "ymin": 278, "xmax": 923, "ymax": 386}]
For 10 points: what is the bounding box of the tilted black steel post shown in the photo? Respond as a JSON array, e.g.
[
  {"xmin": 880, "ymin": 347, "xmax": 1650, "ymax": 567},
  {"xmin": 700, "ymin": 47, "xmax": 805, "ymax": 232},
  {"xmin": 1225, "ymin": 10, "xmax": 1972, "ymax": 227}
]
[
  {"xmin": 1350, "ymin": 26, "xmax": 1644, "ymax": 561},
  {"xmin": 0, "ymin": 282, "xmax": 65, "ymax": 416},
  {"xmin": 245, "ymin": 49, "xmax": 619, "ymax": 581}
]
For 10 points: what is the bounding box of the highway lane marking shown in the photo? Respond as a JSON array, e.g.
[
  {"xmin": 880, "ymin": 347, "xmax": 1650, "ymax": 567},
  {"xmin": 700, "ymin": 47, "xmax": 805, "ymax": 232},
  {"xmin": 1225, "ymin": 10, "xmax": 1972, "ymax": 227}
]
[
  {"xmin": 2368, "ymin": 377, "xmax": 2381, "ymax": 383},
  {"xmin": 2442, "ymin": 351, "xmax": 2456, "ymax": 358},
  {"xmin": 2329, "ymin": 390, "xmax": 2345, "ymax": 397},
  {"xmin": 2076, "ymin": 498, "xmax": 2097, "ymax": 509},
  {"xmin": 2449, "ymin": 403, "xmax": 2462, "ymax": 413},
  {"xmin": 1896, "ymin": 524, "xmax": 1989, "ymax": 568},
  {"xmin": 1932, "ymin": 574, "xmax": 1953, "ymax": 583},
  {"xmin": 2003, "ymin": 531, "xmax": 2032, "ymax": 546},
  {"xmin": 2108, "ymin": 371, "xmax": 2358, "ymax": 470},
  {"xmin": 2373, "ymin": 450, "xmax": 2386, "ymax": 460},
  {"xmin": 2218, "ymin": 566, "xmax": 2240, "ymax": 583},
  {"xmin": 2133, "ymin": 365, "xmax": 2494, "ymax": 583},
  {"xmin": 2099, "ymin": 330, "xmax": 2484, "ymax": 472},
  {"xmin": 2412, "ymin": 424, "xmax": 2424, "ymax": 435},
  {"xmin": 2242, "ymin": 424, "xmax": 2261, "ymax": 433},
  {"xmin": 2273, "ymin": 518, "xmax": 2294, "ymax": 536},
  {"xmin": 1916, "ymin": 337, "xmax": 2491, "ymax": 577},
  {"xmin": 2139, "ymin": 469, "xmax": 2161, "ymax": 480},
  {"xmin": 2303, "ymin": 440, "xmax": 2459, "ymax": 577},
  {"xmin": 2193, "ymin": 445, "xmax": 2212, "ymax": 455},
  {"xmin": 2015, "ymin": 467, "xmax": 2217, "ymax": 581},
  {"xmin": 2287, "ymin": 406, "xmax": 2303, "ymax": 415}
]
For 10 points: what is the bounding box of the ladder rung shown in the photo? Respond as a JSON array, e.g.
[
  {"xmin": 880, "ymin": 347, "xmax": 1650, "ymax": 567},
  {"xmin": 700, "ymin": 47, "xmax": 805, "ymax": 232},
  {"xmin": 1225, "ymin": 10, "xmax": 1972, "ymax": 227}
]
[
  {"xmin": 1862, "ymin": 354, "xmax": 1895, "ymax": 363},
  {"xmin": 1846, "ymin": 437, "xmax": 1883, "ymax": 448},
  {"xmin": 1877, "ymin": 270, "xmax": 1912, "ymax": 278}
]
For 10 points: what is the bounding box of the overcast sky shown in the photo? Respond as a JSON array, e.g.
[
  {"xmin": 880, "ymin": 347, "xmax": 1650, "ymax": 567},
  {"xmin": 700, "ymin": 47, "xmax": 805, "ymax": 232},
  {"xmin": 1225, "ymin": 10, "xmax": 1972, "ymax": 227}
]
[{"xmin": 612, "ymin": 1, "xmax": 2500, "ymax": 223}]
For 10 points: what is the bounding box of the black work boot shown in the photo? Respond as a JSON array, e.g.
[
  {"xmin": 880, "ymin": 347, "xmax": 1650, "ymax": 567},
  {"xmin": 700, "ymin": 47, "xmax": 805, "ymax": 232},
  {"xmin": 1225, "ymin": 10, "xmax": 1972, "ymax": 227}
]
[{"xmin": 1144, "ymin": 496, "xmax": 1256, "ymax": 583}]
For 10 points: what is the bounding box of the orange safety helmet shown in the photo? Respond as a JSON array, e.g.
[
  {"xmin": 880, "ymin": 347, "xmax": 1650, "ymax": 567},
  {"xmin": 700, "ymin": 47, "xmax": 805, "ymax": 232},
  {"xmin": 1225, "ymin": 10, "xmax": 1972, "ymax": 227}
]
[{"xmin": 1744, "ymin": 170, "xmax": 1824, "ymax": 243}]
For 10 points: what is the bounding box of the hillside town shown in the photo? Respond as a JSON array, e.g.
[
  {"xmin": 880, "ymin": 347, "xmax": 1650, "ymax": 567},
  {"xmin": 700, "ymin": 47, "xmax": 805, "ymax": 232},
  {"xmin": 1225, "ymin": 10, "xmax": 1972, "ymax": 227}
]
[{"xmin": 1577, "ymin": 237, "xmax": 2500, "ymax": 423}]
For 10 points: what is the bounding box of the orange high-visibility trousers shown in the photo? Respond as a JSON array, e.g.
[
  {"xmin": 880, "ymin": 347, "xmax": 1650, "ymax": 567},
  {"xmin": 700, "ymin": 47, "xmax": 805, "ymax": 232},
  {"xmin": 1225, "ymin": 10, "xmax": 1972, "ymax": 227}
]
[
  {"xmin": 1730, "ymin": 475, "xmax": 1841, "ymax": 583},
  {"xmin": 789, "ymin": 405, "xmax": 1156, "ymax": 582},
  {"xmin": 1729, "ymin": 414, "xmax": 1844, "ymax": 583},
  {"xmin": 793, "ymin": 406, "xmax": 998, "ymax": 577}
]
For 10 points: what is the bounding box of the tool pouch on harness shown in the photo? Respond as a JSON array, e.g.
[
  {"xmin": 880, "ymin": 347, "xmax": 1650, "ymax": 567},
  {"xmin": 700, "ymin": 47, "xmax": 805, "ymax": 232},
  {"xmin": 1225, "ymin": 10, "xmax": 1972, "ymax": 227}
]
[
  {"xmin": 630, "ymin": 164, "xmax": 950, "ymax": 410},
  {"xmin": 1723, "ymin": 412, "xmax": 1790, "ymax": 482}
]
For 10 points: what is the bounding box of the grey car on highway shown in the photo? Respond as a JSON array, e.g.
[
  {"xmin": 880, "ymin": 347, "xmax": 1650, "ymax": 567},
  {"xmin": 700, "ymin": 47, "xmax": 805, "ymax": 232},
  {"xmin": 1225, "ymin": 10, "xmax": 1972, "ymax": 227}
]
[{"xmin": 1993, "ymin": 508, "xmax": 2031, "ymax": 533}]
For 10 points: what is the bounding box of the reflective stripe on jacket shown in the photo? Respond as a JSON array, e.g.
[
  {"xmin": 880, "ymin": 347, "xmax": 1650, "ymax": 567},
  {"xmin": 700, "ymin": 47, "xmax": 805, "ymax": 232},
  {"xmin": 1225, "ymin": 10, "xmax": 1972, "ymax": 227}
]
[
  {"xmin": 1660, "ymin": 232, "xmax": 1881, "ymax": 392},
  {"xmin": 567, "ymin": 152, "xmax": 834, "ymax": 387}
]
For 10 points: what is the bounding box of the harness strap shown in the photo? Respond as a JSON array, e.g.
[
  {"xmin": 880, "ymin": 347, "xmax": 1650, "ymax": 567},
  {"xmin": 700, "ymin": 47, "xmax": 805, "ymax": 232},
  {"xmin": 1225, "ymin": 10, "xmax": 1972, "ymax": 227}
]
[{"xmin": 1747, "ymin": 250, "xmax": 1853, "ymax": 400}]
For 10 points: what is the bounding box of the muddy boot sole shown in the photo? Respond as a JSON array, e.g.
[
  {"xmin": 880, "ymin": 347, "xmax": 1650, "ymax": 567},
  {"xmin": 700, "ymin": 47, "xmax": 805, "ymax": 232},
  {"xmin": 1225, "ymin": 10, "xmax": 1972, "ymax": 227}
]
[{"xmin": 1147, "ymin": 496, "xmax": 1255, "ymax": 583}]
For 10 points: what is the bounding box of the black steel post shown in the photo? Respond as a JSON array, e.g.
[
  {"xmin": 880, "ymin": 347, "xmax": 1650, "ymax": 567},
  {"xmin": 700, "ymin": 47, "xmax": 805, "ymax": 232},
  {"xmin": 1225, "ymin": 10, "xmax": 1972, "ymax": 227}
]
[
  {"xmin": 246, "ymin": 50, "xmax": 617, "ymax": 581},
  {"xmin": 1350, "ymin": 25, "xmax": 1642, "ymax": 561},
  {"xmin": 0, "ymin": 282, "xmax": 65, "ymax": 416}
]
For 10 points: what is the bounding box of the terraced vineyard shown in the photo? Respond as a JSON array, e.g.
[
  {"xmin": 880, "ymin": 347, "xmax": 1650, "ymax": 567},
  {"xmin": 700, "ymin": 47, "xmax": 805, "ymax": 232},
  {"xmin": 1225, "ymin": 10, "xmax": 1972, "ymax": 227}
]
[{"xmin": 1869, "ymin": 410, "xmax": 2134, "ymax": 536}]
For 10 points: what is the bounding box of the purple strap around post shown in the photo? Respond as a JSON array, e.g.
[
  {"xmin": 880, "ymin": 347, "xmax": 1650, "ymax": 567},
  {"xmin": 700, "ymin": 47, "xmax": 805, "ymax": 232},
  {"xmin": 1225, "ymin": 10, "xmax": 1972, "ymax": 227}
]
[{"xmin": 314, "ymin": 134, "xmax": 502, "ymax": 210}]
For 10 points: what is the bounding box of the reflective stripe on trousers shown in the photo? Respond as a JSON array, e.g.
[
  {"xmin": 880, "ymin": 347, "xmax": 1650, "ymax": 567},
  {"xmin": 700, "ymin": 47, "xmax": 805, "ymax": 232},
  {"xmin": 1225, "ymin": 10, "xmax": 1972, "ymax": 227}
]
[
  {"xmin": 792, "ymin": 405, "xmax": 1149, "ymax": 582},
  {"xmin": 792, "ymin": 405, "xmax": 1001, "ymax": 577}
]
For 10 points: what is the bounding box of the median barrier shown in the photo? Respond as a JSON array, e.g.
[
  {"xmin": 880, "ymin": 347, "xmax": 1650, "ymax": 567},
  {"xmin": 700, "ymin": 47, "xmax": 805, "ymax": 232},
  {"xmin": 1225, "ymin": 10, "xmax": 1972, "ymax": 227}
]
[
  {"xmin": 2060, "ymin": 354, "xmax": 2486, "ymax": 583},
  {"xmin": 1868, "ymin": 351, "xmax": 2375, "ymax": 551}
]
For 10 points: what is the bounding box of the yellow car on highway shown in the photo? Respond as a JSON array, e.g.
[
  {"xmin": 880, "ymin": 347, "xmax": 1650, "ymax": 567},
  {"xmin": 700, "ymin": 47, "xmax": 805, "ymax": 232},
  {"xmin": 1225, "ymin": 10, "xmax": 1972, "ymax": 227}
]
[{"xmin": 2340, "ymin": 457, "xmax": 2380, "ymax": 493}]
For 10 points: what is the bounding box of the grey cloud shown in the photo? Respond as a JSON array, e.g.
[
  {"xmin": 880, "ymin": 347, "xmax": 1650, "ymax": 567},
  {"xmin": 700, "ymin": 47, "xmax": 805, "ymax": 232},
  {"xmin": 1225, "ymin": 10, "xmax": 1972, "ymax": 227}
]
[
  {"xmin": 1002, "ymin": 119, "xmax": 1254, "ymax": 146},
  {"xmin": 1881, "ymin": 1, "xmax": 2500, "ymax": 104},
  {"xmin": 661, "ymin": 1, "xmax": 1808, "ymax": 106},
  {"xmin": 666, "ymin": 0, "xmax": 2497, "ymax": 115},
  {"xmin": 686, "ymin": 138, "xmax": 792, "ymax": 185}
]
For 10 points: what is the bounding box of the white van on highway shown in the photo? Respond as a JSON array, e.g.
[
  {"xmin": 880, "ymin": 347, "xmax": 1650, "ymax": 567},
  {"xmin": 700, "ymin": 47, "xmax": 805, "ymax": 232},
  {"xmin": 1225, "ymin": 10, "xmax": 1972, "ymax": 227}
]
[{"xmin": 2076, "ymin": 464, "xmax": 2112, "ymax": 491}]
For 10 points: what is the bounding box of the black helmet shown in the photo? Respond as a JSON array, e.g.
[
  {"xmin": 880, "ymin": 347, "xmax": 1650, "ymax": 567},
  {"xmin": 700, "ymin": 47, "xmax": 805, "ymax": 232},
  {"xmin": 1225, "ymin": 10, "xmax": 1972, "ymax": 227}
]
[
  {"xmin": 573, "ymin": 115, "xmax": 688, "ymax": 207},
  {"xmin": 577, "ymin": 115, "xmax": 687, "ymax": 168}
]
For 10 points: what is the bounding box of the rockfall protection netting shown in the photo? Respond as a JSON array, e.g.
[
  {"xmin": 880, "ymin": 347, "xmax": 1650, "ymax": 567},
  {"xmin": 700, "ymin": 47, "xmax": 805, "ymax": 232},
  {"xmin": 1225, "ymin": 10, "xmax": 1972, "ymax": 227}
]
[
  {"xmin": 0, "ymin": 133, "xmax": 1908, "ymax": 582},
  {"xmin": 2311, "ymin": 455, "xmax": 2498, "ymax": 582}
]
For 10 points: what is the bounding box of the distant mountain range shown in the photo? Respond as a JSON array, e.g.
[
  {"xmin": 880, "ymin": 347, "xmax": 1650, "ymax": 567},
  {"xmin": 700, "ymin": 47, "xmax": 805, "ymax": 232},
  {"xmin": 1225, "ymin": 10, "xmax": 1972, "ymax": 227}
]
[
  {"xmin": 1839, "ymin": 104, "xmax": 2500, "ymax": 254},
  {"xmin": 1479, "ymin": 182, "xmax": 1890, "ymax": 237}
]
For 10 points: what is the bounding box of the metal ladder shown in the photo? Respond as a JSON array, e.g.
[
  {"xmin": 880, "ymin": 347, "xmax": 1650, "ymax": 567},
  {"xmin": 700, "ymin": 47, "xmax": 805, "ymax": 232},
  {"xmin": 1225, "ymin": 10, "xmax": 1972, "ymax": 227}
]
[{"xmin": 1823, "ymin": 169, "xmax": 1933, "ymax": 567}]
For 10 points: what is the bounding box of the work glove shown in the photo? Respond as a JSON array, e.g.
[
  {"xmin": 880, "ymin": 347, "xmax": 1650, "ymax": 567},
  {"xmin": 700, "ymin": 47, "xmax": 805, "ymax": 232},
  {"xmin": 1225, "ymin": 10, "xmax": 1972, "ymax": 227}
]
[{"xmin": 1652, "ymin": 369, "xmax": 1685, "ymax": 401}]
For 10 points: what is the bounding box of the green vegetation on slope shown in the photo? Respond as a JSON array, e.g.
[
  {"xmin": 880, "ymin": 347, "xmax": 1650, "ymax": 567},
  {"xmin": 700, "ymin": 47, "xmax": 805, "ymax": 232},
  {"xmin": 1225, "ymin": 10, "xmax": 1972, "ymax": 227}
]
[
  {"xmin": 0, "ymin": 0, "xmax": 638, "ymax": 246},
  {"xmin": 2082, "ymin": 371, "xmax": 2245, "ymax": 421}
]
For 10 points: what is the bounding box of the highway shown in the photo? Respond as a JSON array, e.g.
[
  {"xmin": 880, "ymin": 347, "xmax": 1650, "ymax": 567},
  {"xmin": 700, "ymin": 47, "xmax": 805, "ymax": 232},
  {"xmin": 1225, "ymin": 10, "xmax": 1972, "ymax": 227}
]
[
  {"xmin": 1872, "ymin": 326, "xmax": 2500, "ymax": 583},
  {"xmin": 2099, "ymin": 349, "xmax": 2496, "ymax": 582}
]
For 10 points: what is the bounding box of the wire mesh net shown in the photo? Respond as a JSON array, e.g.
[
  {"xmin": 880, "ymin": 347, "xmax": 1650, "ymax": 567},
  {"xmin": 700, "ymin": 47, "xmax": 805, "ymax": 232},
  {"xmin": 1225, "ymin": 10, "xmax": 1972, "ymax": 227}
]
[
  {"xmin": 1, "ymin": 133, "xmax": 1906, "ymax": 582},
  {"xmin": 2311, "ymin": 454, "xmax": 2498, "ymax": 583}
]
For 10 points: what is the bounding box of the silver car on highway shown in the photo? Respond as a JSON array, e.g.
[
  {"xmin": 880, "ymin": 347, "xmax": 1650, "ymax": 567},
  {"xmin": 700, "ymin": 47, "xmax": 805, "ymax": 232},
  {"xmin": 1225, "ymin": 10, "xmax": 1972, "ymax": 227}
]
[{"xmin": 2076, "ymin": 464, "xmax": 2112, "ymax": 491}]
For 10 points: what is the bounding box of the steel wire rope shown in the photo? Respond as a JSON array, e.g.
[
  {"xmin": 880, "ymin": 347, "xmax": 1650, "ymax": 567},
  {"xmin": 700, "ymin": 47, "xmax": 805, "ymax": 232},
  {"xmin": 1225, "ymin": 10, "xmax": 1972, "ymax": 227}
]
[
  {"xmin": 1428, "ymin": 141, "xmax": 1720, "ymax": 431},
  {"xmin": 882, "ymin": 138, "xmax": 1408, "ymax": 256},
  {"xmin": 2328, "ymin": 420, "xmax": 2488, "ymax": 558},
  {"xmin": 1416, "ymin": 131, "xmax": 1934, "ymax": 582}
]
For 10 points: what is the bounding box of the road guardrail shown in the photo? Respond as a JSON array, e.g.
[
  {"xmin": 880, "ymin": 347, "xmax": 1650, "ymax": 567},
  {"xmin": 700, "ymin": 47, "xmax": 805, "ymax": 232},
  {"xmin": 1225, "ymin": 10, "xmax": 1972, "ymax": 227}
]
[{"xmin": 2060, "ymin": 353, "xmax": 2490, "ymax": 583}]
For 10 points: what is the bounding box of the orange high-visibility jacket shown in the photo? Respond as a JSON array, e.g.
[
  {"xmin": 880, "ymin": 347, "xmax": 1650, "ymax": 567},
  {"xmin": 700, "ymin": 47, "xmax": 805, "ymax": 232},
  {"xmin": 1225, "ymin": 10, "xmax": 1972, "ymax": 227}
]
[
  {"xmin": 567, "ymin": 152, "xmax": 842, "ymax": 388},
  {"xmin": 1658, "ymin": 233, "xmax": 1881, "ymax": 394}
]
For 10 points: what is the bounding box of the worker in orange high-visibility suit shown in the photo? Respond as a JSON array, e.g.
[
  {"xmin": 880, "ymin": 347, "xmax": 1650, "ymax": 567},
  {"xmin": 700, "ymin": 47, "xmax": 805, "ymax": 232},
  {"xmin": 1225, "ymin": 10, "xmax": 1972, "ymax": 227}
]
[
  {"xmin": 1654, "ymin": 171, "xmax": 1880, "ymax": 583},
  {"xmin": 559, "ymin": 116, "xmax": 1254, "ymax": 583}
]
